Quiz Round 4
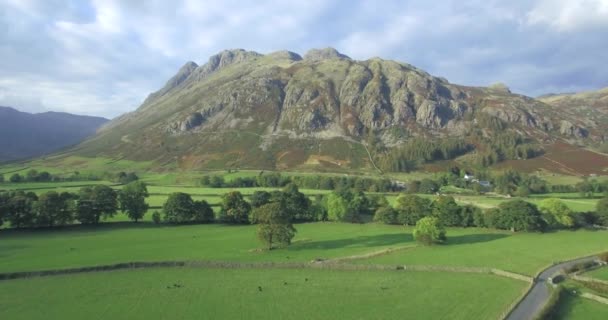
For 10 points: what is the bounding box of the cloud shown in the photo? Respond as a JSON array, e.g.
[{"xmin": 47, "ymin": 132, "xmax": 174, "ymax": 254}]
[
  {"xmin": 526, "ymin": 0, "xmax": 608, "ymax": 31},
  {"xmin": 0, "ymin": 0, "xmax": 606, "ymax": 118}
]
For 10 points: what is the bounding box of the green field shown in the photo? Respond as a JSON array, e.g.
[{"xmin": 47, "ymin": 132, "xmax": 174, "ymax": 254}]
[
  {"xmin": 1, "ymin": 171, "xmax": 608, "ymax": 319},
  {"xmin": 0, "ymin": 223, "xmax": 413, "ymax": 273},
  {"xmin": 361, "ymin": 228, "xmax": 608, "ymax": 275},
  {"xmin": 0, "ymin": 267, "xmax": 525, "ymax": 320},
  {"xmin": 553, "ymin": 291, "xmax": 608, "ymax": 320},
  {"xmin": 1, "ymin": 222, "xmax": 607, "ymax": 276},
  {"xmin": 587, "ymin": 266, "xmax": 608, "ymax": 281}
]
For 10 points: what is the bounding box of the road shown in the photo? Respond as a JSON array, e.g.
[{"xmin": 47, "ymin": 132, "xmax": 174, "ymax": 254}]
[{"xmin": 505, "ymin": 256, "xmax": 598, "ymax": 320}]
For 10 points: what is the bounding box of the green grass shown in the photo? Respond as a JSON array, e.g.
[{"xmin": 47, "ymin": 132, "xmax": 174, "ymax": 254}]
[
  {"xmin": 553, "ymin": 287, "xmax": 608, "ymax": 319},
  {"xmin": 587, "ymin": 266, "xmax": 608, "ymax": 281},
  {"xmin": 0, "ymin": 222, "xmax": 412, "ymax": 273},
  {"xmin": 0, "ymin": 267, "xmax": 525, "ymax": 320},
  {"xmin": 1, "ymin": 222, "xmax": 607, "ymax": 276},
  {"xmin": 361, "ymin": 228, "xmax": 608, "ymax": 276},
  {"xmin": 0, "ymin": 180, "xmax": 113, "ymax": 191}
]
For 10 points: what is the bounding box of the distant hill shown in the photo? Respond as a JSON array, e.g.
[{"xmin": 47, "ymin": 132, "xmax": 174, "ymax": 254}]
[
  {"xmin": 0, "ymin": 107, "xmax": 108, "ymax": 161},
  {"xmin": 60, "ymin": 48, "xmax": 608, "ymax": 173}
]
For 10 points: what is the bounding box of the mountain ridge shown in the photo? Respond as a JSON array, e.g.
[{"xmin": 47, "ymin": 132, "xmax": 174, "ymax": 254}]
[
  {"xmin": 0, "ymin": 106, "xmax": 109, "ymax": 162},
  {"xmin": 68, "ymin": 48, "xmax": 608, "ymax": 173}
]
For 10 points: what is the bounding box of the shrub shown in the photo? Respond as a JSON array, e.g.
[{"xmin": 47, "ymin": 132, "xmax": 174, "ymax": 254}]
[
  {"xmin": 413, "ymin": 217, "xmax": 446, "ymax": 245},
  {"xmin": 152, "ymin": 211, "xmax": 161, "ymax": 224},
  {"xmin": 373, "ymin": 206, "xmax": 398, "ymax": 224}
]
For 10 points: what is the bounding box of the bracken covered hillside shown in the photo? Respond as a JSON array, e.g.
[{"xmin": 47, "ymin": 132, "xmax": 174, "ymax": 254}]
[{"xmin": 71, "ymin": 48, "xmax": 606, "ymax": 172}]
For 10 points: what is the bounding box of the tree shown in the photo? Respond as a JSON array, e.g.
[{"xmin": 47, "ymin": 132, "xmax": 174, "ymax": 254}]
[
  {"xmin": 26, "ymin": 169, "xmax": 39, "ymax": 182},
  {"xmin": 76, "ymin": 186, "xmax": 118, "ymax": 225},
  {"xmin": 151, "ymin": 210, "xmax": 162, "ymax": 224},
  {"xmin": 118, "ymin": 181, "xmax": 149, "ymax": 222},
  {"xmin": 0, "ymin": 174, "xmax": 4, "ymax": 183},
  {"xmin": 326, "ymin": 193, "xmax": 349, "ymax": 221},
  {"xmin": 395, "ymin": 194, "xmax": 431, "ymax": 225},
  {"xmin": 419, "ymin": 179, "xmax": 439, "ymax": 194},
  {"xmin": 497, "ymin": 200, "xmax": 546, "ymax": 232},
  {"xmin": 413, "ymin": 217, "xmax": 446, "ymax": 245},
  {"xmin": 163, "ymin": 192, "xmax": 194, "ymax": 223},
  {"xmin": 597, "ymin": 197, "xmax": 608, "ymax": 226},
  {"xmin": 577, "ymin": 180, "xmax": 595, "ymax": 198},
  {"xmin": 4, "ymin": 192, "xmax": 37, "ymax": 228},
  {"xmin": 255, "ymin": 202, "xmax": 296, "ymax": 250},
  {"xmin": 219, "ymin": 191, "xmax": 251, "ymax": 224},
  {"xmin": 374, "ymin": 206, "xmax": 398, "ymax": 224},
  {"xmin": 431, "ymin": 196, "xmax": 462, "ymax": 227},
  {"xmin": 515, "ymin": 185, "xmax": 530, "ymax": 198},
  {"xmin": 34, "ymin": 191, "xmax": 73, "ymax": 227},
  {"xmin": 9, "ymin": 173, "xmax": 22, "ymax": 183},
  {"xmin": 538, "ymin": 198, "xmax": 575, "ymax": 228},
  {"xmin": 281, "ymin": 184, "xmax": 311, "ymax": 221},
  {"xmin": 250, "ymin": 191, "xmax": 272, "ymax": 208},
  {"xmin": 193, "ymin": 200, "xmax": 214, "ymax": 223}
]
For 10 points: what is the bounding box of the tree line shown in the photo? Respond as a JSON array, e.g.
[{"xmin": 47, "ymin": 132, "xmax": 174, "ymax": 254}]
[
  {"xmin": 373, "ymin": 194, "xmax": 608, "ymax": 231},
  {"xmin": 198, "ymin": 172, "xmax": 399, "ymax": 192},
  {"xmin": 0, "ymin": 181, "xmax": 149, "ymax": 228},
  {"xmin": 0, "ymin": 170, "xmax": 140, "ymax": 184}
]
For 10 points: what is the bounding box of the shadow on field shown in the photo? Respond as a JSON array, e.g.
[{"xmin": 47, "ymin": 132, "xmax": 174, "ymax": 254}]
[
  {"xmin": 288, "ymin": 233, "xmax": 413, "ymax": 251},
  {"xmin": 446, "ymin": 233, "xmax": 509, "ymax": 245}
]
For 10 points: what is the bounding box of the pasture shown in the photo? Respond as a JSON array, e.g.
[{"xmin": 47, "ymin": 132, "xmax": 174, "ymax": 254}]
[
  {"xmin": 0, "ymin": 268, "xmax": 525, "ymax": 320},
  {"xmin": 552, "ymin": 293, "xmax": 608, "ymax": 320},
  {"xmin": 1, "ymin": 222, "xmax": 607, "ymax": 277},
  {"xmin": 587, "ymin": 266, "xmax": 608, "ymax": 281}
]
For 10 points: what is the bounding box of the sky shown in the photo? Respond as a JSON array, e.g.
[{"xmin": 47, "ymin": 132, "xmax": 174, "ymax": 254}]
[{"xmin": 1, "ymin": 0, "xmax": 607, "ymax": 118}]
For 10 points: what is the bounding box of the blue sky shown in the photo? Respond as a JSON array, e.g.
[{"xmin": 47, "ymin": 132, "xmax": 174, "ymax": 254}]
[{"xmin": 1, "ymin": 0, "xmax": 607, "ymax": 118}]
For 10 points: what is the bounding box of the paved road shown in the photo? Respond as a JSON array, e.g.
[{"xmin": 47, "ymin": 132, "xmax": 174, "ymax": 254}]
[{"xmin": 506, "ymin": 256, "xmax": 598, "ymax": 320}]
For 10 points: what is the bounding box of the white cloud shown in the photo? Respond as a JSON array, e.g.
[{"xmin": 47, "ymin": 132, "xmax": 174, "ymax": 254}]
[
  {"xmin": 0, "ymin": 0, "xmax": 606, "ymax": 118},
  {"xmin": 526, "ymin": 0, "xmax": 608, "ymax": 31}
]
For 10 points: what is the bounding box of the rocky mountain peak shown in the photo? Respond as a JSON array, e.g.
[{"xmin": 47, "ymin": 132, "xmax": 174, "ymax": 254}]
[
  {"xmin": 266, "ymin": 50, "xmax": 303, "ymax": 61},
  {"xmin": 303, "ymin": 47, "xmax": 351, "ymax": 61}
]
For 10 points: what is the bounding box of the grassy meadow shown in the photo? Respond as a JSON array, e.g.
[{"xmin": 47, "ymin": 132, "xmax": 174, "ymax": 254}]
[
  {"xmin": 1, "ymin": 222, "xmax": 607, "ymax": 276},
  {"xmin": 0, "ymin": 268, "xmax": 526, "ymax": 320},
  {"xmin": 1, "ymin": 162, "xmax": 608, "ymax": 320},
  {"xmin": 587, "ymin": 266, "xmax": 608, "ymax": 281},
  {"xmin": 552, "ymin": 292, "xmax": 608, "ymax": 320}
]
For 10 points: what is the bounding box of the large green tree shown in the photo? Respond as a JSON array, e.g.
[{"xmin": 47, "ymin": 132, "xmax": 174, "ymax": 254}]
[
  {"xmin": 250, "ymin": 191, "xmax": 272, "ymax": 208},
  {"xmin": 373, "ymin": 206, "xmax": 398, "ymax": 224},
  {"xmin": 193, "ymin": 200, "xmax": 215, "ymax": 223},
  {"xmin": 395, "ymin": 194, "xmax": 431, "ymax": 225},
  {"xmin": 118, "ymin": 181, "xmax": 149, "ymax": 222},
  {"xmin": 326, "ymin": 193, "xmax": 349, "ymax": 221},
  {"xmin": 281, "ymin": 184, "xmax": 311, "ymax": 221},
  {"xmin": 413, "ymin": 216, "xmax": 447, "ymax": 245},
  {"xmin": 34, "ymin": 191, "xmax": 73, "ymax": 227},
  {"xmin": 76, "ymin": 186, "xmax": 118, "ymax": 225},
  {"xmin": 431, "ymin": 196, "xmax": 462, "ymax": 227},
  {"xmin": 538, "ymin": 198, "xmax": 575, "ymax": 228},
  {"xmin": 219, "ymin": 191, "xmax": 251, "ymax": 224},
  {"xmin": 163, "ymin": 192, "xmax": 195, "ymax": 223},
  {"xmin": 597, "ymin": 197, "xmax": 608, "ymax": 227},
  {"xmin": 496, "ymin": 200, "xmax": 546, "ymax": 232},
  {"xmin": 255, "ymin": 202, "xmax": 297, "ymax": 250},
  {"xmin": 5, "ymin": 191, "xmax": 37, "ymax": 228}
]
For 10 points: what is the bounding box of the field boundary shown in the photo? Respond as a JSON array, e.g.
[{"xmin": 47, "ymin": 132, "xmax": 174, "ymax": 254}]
[
  {"xmin": 580, "ymin": 292, "xmax": 608, "ymax": 305},
  {"xmin": 0, "ymin": 259, "xmax": 533, "ymax": 283}
]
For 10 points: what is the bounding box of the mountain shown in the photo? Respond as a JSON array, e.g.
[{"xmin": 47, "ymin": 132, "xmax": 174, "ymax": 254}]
[
  {"xmin": 0, "ymin": 107, "xmax": 109, "ymax": 161},
  {"xmin": 538, "ymin": 87, "xmax": 608, "ymax": 141},
  {"xmin": 71, "ymin": 48, "xmax": 608, "ymax": 173}
]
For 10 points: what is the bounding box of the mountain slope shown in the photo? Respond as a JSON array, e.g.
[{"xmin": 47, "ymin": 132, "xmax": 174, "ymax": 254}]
[
  {"xmin": 538, "ymin": 87, "xmax": 608, "ymax": 141},
  {"xmin": 72, "ymin": 48, "xmax": 606, "ymax": 172},
  {"xmin": 0, "ymin": 107, "xmax": 108, "ymax": 161}
]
